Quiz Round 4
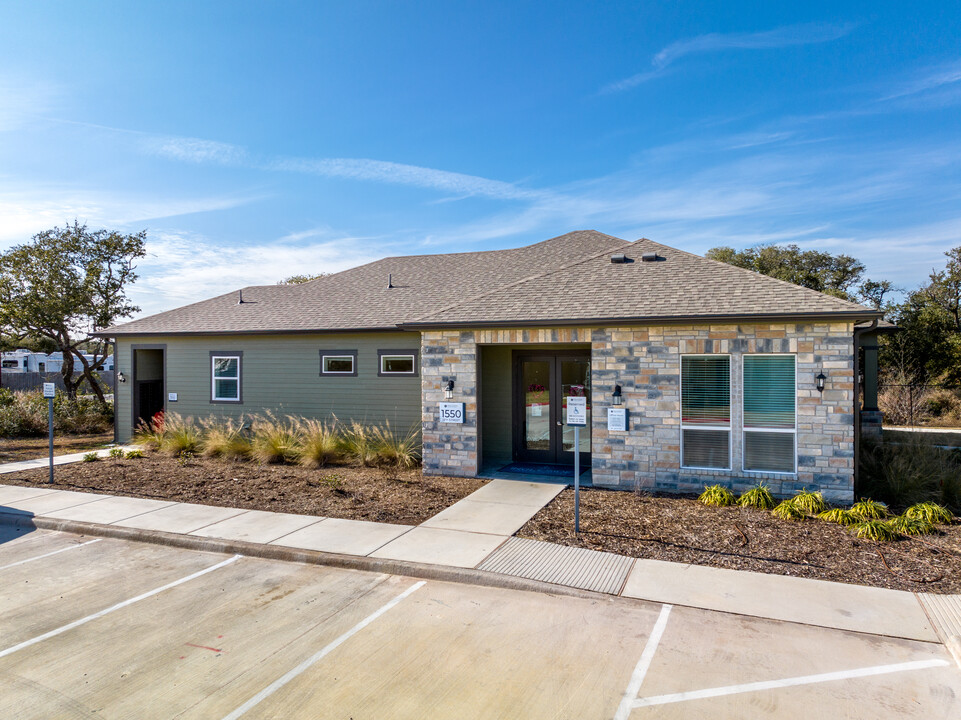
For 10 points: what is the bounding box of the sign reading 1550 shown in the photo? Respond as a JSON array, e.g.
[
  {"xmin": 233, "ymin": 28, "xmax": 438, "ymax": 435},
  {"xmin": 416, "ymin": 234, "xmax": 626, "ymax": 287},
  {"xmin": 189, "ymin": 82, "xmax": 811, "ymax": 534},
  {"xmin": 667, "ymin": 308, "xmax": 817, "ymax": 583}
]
[{"xmin": 439, "ymin": 402, "xmax": 465, "ymax": 424}]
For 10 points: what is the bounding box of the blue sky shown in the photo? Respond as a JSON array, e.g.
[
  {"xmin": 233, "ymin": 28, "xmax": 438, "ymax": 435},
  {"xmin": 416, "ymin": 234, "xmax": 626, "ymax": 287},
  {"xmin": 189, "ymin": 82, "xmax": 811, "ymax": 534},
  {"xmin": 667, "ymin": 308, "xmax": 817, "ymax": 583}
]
[{"xmin": 0, "ymin": 1, "xmax": 959, "ymax": 317}]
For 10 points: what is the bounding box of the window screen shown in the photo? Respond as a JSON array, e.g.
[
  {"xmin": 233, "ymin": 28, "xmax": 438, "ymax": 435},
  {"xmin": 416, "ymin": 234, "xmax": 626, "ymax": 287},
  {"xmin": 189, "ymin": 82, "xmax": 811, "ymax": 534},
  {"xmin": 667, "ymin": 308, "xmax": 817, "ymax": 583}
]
[
  {"xmin": 743, "ymin": 355, "xmax": 796, "ymax": 472},
  {"xmin": 681, "ymin": 355, "xmax": 731, "ymax": 469}
]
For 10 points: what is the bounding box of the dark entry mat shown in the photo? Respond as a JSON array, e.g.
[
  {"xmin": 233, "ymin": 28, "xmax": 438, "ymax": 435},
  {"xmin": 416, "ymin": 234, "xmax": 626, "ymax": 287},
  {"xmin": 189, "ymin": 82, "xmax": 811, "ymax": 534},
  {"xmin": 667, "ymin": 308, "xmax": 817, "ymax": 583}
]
[{"xmin": 498, "ymin": 462, "xmax": 589, "ymax": 477}]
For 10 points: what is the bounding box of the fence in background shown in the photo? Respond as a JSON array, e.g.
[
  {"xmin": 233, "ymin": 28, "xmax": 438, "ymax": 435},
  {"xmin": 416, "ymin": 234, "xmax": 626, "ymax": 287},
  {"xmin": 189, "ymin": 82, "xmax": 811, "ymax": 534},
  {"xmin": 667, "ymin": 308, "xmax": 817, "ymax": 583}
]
[
  {"xmin": 877, "ymin": 382, "xmax": 961, "ymax": 428},
  {"xmin": 0, "ymin": 371, "xmax": 115, "ymax": 393}
]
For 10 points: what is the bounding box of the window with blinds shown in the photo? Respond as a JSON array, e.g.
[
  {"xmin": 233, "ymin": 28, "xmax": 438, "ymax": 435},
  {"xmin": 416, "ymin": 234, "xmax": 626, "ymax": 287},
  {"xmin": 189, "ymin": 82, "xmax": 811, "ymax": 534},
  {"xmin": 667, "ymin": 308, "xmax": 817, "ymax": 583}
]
[
  {"xmin": 743, "ymin": 355, "xmax": 796, "ymax": 473},
  {"xmin": 681, "ymin": 355, "xmax": 731, "ymax": 469}
]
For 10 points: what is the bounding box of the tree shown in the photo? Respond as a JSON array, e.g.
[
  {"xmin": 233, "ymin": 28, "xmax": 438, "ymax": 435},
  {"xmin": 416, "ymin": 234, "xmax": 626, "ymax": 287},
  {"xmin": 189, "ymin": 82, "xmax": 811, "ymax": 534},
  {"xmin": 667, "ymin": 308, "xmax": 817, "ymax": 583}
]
[
  {"xmin": 279, "ymin": 273, "xmax": 329, "ymax": 285},
  {"xmin": 0, "ymin": 221, "xmax": 147, "ymax": 402},
  {"xmin": 705, "ymin": 244, "xmax": 867, "ymax": 300}
]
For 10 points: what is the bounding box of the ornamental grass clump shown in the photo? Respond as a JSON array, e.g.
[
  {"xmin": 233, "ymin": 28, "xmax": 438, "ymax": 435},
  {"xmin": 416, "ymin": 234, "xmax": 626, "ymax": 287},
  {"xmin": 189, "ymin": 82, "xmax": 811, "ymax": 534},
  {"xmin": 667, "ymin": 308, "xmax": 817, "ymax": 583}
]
[
  {"xmin": 904, "ymin": 502, "xmax": 954, "ymax": 525},
  {"xmin": 369, "ymin": 421, "xmax": 422, "ymax": 469},
  {"xmin": 341, "ymin": 421, "xmax": 378, "ymax": 467},
  {"xmin": 850, "ymin": 499, "xmax": 889, "ymax": 521},
  {"xmin": 698, "ymin": 484, "xmax": 735, "ymax": 507},
  {"xmin": 133, "ymin": 415, "xmax": 165, "ymax": 450},
  {"xmin": 250, "ymin": 413, "xmax": 299, "ymax": 464},
  {"xmin": 737, "ymin": 484, "xmax": 776, "ymax": 510},
  {"xmin": 298, "ymin": 418, "xmax": 344, "ymax": 468},
  {"xmin": 772, "ymin": 499, "xmax": 806, "ymax": 521},
  {"xmin": 158, "ymin": 414, "xmax": 202, "ymax": 456},
  {"xmin": 852, "ymin": 519, "xmax": 897, "ymax": 542},
  {"xmin": 887, "ymin": 515, "xmax": 936, "ymax": 537},
  {"xmin": 791, "ymin": 489, "xmax": 826, "ymax": 515},
  {"xmin": 201, "ymin": 417, "xmax": 252, "ymax": 460},
  {"xmin": 817, "ymin": 508, "xmax": 859, "ymax": 526}
]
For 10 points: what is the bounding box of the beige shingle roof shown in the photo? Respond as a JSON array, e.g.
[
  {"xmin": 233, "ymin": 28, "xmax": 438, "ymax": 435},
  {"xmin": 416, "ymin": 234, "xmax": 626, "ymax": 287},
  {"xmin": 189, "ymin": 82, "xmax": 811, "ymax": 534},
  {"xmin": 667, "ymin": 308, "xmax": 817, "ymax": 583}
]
[{"xmin": 103, "ymin": 231, "xmax": 878, "ymax": 336}]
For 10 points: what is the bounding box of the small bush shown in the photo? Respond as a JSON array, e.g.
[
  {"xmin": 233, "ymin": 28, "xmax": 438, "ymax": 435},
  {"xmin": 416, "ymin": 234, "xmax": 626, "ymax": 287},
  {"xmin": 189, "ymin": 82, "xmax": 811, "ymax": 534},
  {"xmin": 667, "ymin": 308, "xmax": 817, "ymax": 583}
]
[
  {"xmin": 850, "ymin": 499, "xmax": 889, "ymax": 521},
  {"xmin": 852, "ymin": 519, "xmax": 897, "ymax": 542},
  {"xmin": 159, "ymin": 414, "xmax": 202, "ymax": 456},
  {"xmin": 904, "ymin": 502, "xmax": 954, "ymax": 525},
  {"xmin": 82, "ymin": 451, "xmax": 99, "ymax": 462},
  {"xmin": 251, "ymin": 413, "xmax": 299, "ymax": 464},
  {"xmin": 369, "ymin": 421, "xmax": 421, "ymax": 469},
  {"xmin": 858, "ymin": 435, "xmax": 961, "ymax": 511},
  {"xmin": 698, "ymin": 484, "xmax": 735, "ymax": 507},
  {"xmin": 772, "ymin": 499, "xmax": 805, "ymax": 521},
  {"xmin": 792, "ymin": 489, "xmax": 827, "ymax": 515},
  {"xmin": 108, "ymin": 447, "xmax": 125, "ymax": 459},
  {"xmin": 737, "ymin": 485, "xmax": 776, "ymax": 510},
  {"xmin": 178, "ymin": 450, "xmax": 193, "ymax": 466},
  {"xmin": 341, "ymin": 421, "xmax": 378, "ymax": 467},
  {"xmin": 201, "ymin": 417, "xmax": 251, "ymax": 460},
  {"xmin": 887, "ymin": 515, "xmax": 936, "ymax": 537},
  {"xmin": 134, "ymin": 415, "xmax": 165, "ymax": 450},
  {"xmin": 817, "ymin": 508, "xmax": 859, "ymax": 526},
  {"xmin": 125, "ymin": 449, "xmax": 145, "ymax": 459},
  {"xmin": 298, "ymin": 419, "xmax": 343, "ymax": 467}
]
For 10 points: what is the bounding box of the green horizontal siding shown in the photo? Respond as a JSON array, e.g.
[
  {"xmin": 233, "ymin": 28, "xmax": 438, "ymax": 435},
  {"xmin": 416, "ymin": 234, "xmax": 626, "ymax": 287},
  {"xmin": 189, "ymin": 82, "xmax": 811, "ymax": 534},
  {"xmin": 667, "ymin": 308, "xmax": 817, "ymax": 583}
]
[{"xmin": 115, "ymin": 332, "xmax": 422, "ymax": 442}]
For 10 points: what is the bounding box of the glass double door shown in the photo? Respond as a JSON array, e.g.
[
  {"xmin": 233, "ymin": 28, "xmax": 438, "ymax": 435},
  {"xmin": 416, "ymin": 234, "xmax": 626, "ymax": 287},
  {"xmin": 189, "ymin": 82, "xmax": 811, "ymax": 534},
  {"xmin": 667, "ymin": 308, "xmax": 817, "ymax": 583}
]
[{"xmin": 513, "ymin": 352, "xmax": 591, "ymax": 465}]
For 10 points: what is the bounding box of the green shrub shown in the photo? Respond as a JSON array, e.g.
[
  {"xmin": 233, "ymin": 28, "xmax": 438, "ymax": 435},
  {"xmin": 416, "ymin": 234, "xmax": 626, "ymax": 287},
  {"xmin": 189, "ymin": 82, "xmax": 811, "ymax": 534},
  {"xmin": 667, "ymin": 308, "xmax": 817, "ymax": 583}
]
[
  {"xmin": 201, "ymin": 417, "xmax": 251, "ymax": 460},
  {"xmin": 792, "ymin": 489, "xmax": 827, "ymax": 515},
  {"xmin": 737, "ymin": 485, "xmax": 776, "ymax": 510},
  {"xmin": 772, "ymin": 499, "xmax": 805, "ymax": 521},
  {"xmin": 107, "ymin": 447, "xmax": 125, "ymax": 459},
  {"xmin": 125, "ymin": 449, "xmax": 145, "ymax": 459},
  {"xmin": 698, "ymin": 484, "xmax": 735, "ymax": 507},
  {"xmin": 82, "ymin": 451, "xmax": 99, "ymax": 462},
  {"xmin": 887, "ymin": 515, "xmax": 936, "ymax": 537},
  {"xmin": 251, "ymin": 413, "xmax": 299, "ymax": 464},
  {"xmin": 852, "ymin": 519, "xmax": 897, "ymax": 542},
  {"xmin": 298, "ymin": 418, "xmax": 344, "ymax": 467},
  {"xmin": 178, "ymin": 449, "xmax": 193, "ymax": 466},
  {"xmin": 159, "ymin": 414, "xmax": 202, "ymax": 456},
  {"xmin": 859, "ymin": 435, "xmax": 961, "ymax": 511},
  {"xmin": 850, "ymin": 499, "xmax": 889, "ymax": 521},
  {"xmin": 817, "ymin": 508, "xmax": 859, "ymax": 526},
  {"xmin": 904, "ymin": 502, "xmax": 954, "ymax": 525}
]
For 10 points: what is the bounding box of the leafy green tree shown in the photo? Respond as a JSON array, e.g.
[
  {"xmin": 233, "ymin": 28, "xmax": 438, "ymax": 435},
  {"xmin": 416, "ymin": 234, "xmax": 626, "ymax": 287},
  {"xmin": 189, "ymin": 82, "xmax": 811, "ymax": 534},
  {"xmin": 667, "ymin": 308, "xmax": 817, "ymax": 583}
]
[
  {"xmin": 0, "ymin": 221, "xmax": 146, "ymax": 402},
  {"xmin": 279, "ymin": 273, "xmax": 329, "ymax": 285},
  {"xmin": 705, "ymin": 244, "xmax": 867, "ymax": 300}
]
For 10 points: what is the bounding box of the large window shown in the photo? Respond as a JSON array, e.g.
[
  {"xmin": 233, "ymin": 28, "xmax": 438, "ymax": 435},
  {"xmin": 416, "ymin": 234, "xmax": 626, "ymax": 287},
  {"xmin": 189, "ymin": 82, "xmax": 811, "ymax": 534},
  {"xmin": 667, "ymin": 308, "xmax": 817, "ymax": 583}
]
[
  {"xmin": 211, "ymin": 353, "xmax": 242, "ymax": 402},
  {"xmin": 743, "ymin": 355, "xmax": 796, "ymax": 473},
  {"xmin": 681, "ymin": 355, "xmax": 731, "ymax": 469}
]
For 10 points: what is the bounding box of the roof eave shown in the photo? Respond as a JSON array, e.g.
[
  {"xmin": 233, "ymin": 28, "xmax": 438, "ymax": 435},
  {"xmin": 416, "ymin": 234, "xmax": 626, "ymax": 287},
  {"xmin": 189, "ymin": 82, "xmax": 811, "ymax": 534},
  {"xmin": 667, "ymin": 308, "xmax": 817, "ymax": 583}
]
[{"xmin": 93, "ymin": 325, "xmax": 417, "ymax": 338}]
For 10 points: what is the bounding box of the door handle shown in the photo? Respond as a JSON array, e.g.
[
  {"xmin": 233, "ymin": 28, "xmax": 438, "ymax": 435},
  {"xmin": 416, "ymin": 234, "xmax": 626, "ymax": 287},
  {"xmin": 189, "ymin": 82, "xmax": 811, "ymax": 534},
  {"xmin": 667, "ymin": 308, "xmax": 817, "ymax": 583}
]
[{"xmin": 556, "ymin": 421, "xmax": 562, "ymax": 426}]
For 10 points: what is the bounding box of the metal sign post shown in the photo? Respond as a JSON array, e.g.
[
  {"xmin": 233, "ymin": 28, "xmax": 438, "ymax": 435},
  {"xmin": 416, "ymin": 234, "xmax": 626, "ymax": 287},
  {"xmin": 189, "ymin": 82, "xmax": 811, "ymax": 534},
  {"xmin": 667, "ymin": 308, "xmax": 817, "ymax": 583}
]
[
  {"xmin": 43, "ymin": 382, "xmax": 56, "ymax": 484},
  {"xmin": 566, "ymin": 396, "xmax": 587, "ymax": 534}
]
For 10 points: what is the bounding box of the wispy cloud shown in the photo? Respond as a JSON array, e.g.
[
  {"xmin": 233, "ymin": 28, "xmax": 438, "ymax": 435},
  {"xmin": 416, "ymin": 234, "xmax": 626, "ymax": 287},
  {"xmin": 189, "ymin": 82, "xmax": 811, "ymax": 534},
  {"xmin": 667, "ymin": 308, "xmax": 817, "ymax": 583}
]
[
  {"xmin": 144, "ymin": 136, "xmax": 248, "ymax": 165},
  {"xmin": 881, "ymin": 58, "xmax": 961, "ymax": 103},
  {"xmin": 603, "ymin": 22, "xmax": 856, "ymax": 93},
  {"xmin": 0, "ymin": 75, "xmax": 60, "ymax": 132}
]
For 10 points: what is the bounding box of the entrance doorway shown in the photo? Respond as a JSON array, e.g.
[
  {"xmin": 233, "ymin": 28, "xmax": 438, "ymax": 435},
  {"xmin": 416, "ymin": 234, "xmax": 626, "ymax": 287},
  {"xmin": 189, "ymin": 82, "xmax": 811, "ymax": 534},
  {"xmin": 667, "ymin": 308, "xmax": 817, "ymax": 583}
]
[
  {"xmin": 513, "ymin": 351, "xmax": 590, "ymax": 466},
  {"xmin": 132, "ymin": 346, "xmax": 165, "ymax": 430}
]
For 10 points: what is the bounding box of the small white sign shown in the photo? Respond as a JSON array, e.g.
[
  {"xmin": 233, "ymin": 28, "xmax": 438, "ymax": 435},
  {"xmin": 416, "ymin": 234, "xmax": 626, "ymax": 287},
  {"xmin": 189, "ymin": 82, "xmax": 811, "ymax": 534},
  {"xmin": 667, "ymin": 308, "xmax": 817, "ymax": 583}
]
[
  {"xmin": 42, "ymin": 382, "xmax": 56, "ymax": 398},
  {"xmin": 607, "ymin": 407, "xmax": 628, "ymax": 432},
  {"xmin": 168, "ymin": 392, "xmax": 178, "ymax": 402},
  {"xmin": 566, "ymin": 396, "xmax": 587, "ymax": 426},
  {"xmin": 439, "ymin": 402, "xmax": 465, "ymax": 424},
  {"xmin": 531, "ymin": 403, "xmax": 542, "ymax": 417}
]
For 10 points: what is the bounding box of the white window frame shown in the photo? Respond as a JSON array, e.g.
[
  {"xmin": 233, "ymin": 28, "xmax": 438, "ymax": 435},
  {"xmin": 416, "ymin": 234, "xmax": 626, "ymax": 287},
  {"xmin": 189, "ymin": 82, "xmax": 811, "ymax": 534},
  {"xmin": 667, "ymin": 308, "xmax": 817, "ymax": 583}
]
[
  {"xmin": 378, "ymin": 350, "xmax": 418, "ymax": 376},
  {"xmin": 320, "ymin": 351, "xmax": 357, "ymax": 376},
  {"xmin": 680, "ymin": 353, "xmax": 733, "ymax": 471},
  {"xmin": 211, "ymin": 353, "xmax": 242, "ymax": 403},
  {"xmin": 742, "ymin": 353, "xmax": 797, "ymax": 474}
]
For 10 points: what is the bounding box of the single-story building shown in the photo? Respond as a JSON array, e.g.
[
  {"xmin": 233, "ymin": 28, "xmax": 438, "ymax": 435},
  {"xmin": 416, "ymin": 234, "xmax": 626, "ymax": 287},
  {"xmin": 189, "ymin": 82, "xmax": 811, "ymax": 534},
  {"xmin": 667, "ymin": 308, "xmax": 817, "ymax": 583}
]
[{"xmin": 101, "ymin": 230, "xmax": 885, "ymax": 503}]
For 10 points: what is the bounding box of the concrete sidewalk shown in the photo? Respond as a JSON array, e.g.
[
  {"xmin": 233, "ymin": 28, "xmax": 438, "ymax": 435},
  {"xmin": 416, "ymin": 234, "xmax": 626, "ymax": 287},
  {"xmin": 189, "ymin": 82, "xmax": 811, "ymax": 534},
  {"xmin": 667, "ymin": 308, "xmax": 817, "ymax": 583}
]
[
  {"xmin": 0, "ymin": 445, "xmax": 139, "ymax": 475},
  {"xmin": 0, "ymin": 477, "xmax": 957, "ymax": 659}
]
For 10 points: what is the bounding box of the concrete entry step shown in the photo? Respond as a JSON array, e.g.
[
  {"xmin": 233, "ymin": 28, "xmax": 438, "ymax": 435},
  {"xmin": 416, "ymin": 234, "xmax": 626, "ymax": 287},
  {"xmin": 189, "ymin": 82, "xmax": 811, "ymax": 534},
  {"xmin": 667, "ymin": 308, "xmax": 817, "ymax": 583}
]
[
  {"xmin": 478, "ymin": 536, "xmax": 634, "ymax": 595},
  {"xmin": 919, "ymin": 593, "xmax": 961, "ymax": 668}
]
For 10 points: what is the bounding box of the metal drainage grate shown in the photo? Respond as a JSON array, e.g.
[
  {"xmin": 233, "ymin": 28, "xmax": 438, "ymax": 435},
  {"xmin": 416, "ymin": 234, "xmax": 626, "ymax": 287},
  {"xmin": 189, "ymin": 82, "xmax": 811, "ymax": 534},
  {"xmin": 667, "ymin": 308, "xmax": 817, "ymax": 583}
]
[{"xmin": 478, "ymin": 536, "xmax": 634, "ymax": 595}]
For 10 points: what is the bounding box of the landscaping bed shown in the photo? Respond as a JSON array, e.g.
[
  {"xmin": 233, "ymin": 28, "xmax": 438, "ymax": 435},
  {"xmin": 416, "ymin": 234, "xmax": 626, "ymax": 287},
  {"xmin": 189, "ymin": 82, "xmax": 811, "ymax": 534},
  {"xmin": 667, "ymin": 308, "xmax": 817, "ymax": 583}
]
[
  {"xmin": 518, "ymin": 487, "xmax": 961, "ymax": 593},
  {"xmin": 0, "ymin": 432, "xmax": 114, "ymax": 463},
  {"xmin": 1, "ymin": 451, "xmax": 486, "ymax": 525}
]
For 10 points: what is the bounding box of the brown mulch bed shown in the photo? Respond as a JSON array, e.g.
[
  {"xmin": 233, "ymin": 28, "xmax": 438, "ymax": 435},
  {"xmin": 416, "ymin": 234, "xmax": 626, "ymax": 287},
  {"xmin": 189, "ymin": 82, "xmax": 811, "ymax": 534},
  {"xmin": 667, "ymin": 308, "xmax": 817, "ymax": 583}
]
[
  {"xmin": 519, "ymin": 488, "xmax": 961, "ymax": 594},
  {"xmin": 1, "ymin": 452, "xmax": 486, "ymax": 526},
  {"xmin": 0, "ymin": 433, "xmax": 114, "ymax": 463}
]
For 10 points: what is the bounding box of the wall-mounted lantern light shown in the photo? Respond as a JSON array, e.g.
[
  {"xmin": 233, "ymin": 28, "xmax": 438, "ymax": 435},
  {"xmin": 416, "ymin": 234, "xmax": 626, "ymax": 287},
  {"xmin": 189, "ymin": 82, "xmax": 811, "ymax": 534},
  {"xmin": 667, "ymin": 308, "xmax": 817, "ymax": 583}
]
[
  {"xmin": 612, "ymin": 384, "xmax": 623, "ymax": 406},
  {"xmin": 445, "ymin": 379, "xmax": 455, "ymax": 399},
  {"xmin": 117, "ymin": 371, "xmax": 126, "ymax": 384},
  {"xmin": 816, "ymin": 372, "xmax": 826, "ymax": 393}
]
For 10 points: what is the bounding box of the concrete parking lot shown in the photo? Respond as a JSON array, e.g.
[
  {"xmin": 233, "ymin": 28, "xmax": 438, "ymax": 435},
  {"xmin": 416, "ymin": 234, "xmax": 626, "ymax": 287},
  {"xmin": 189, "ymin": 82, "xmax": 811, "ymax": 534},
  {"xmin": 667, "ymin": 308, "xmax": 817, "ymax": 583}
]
[{"xmin": 0, "ymin": 526, "xmax": 958, "ymax": 719}]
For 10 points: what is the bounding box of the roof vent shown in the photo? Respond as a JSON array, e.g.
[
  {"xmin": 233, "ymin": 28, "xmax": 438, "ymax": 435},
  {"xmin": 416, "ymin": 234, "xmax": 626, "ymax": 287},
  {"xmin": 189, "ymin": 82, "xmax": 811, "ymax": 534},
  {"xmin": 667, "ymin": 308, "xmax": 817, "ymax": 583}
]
[
  {"xmin": 237, "ymin": 289, "xmax": 244, "ymax": 304},
  {"xmin": 610, "ymin": 253, "xmax": 628, "ymax": 264},
  {"xmin": 388, "ymin": 273, "xmax": 394, "ymax": 289},
  {"xmin": 641, "ymin": 252, "xmax": 662, "ymax": 262}
]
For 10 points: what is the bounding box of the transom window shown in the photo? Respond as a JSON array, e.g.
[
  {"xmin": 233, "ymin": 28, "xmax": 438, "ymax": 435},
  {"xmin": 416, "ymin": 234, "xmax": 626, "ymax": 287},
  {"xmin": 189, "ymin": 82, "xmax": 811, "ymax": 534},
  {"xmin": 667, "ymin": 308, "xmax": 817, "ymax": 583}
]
[
  {"xmin": 378, "ymin": 349, "xmax": 418, "ymax": 376},
  {"xmin": 320, "ymin": 350, "xmax": 357, "ymax": 376},
  {"xmin": 211, "ymin": 354, "xmax": 241, "ymax": 402},
  {"xmin": 743, "ymin": 355, "xmax": 796, "ymax": 473},
  {"xmin": 681, "ymin": 355, "xmax": 731, "ymax": 470}
]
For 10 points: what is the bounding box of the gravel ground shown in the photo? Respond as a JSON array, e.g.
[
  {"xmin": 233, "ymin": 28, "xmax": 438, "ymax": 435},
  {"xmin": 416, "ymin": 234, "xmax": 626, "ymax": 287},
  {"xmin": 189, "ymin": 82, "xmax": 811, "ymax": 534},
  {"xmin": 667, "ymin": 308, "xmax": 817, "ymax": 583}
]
[
  {"xmin": 1, "ymin": 451, "xmax": 486, "ymax": 526},
  {"xmin": 518, "ymin": 487, "xmax": 961, "ymax": 594}
]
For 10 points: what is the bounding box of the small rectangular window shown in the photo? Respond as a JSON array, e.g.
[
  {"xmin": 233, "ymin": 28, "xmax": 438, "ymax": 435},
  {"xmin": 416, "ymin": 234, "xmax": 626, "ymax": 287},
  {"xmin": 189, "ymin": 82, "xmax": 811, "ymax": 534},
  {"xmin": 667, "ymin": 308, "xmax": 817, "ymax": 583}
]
[
  {"xmin": 320, "ymin": 350, "xmax": 357, "ymax": 376},
  {"xmin": 378, "ymin": 349, "xmax": 419, "ymax": 376},
  {"xmin": 681, "ymin": 355, "xmax": 731, "ymax": 470},
  {"xmin": 743, "ymin": 355, "xmax": 796, "ymax": 473},
  {"xmin": 211, "ymin": 353, "xmax": 241, "ymax": 402}
]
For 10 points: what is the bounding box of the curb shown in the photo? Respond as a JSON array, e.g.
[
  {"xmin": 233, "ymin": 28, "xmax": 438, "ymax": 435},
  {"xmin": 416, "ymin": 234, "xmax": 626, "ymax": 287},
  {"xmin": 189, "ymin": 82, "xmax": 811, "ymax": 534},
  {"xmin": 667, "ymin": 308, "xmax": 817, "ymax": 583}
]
[{"xmin": 0, "ymin": 513, "xmax": 620, "ymax": 605}]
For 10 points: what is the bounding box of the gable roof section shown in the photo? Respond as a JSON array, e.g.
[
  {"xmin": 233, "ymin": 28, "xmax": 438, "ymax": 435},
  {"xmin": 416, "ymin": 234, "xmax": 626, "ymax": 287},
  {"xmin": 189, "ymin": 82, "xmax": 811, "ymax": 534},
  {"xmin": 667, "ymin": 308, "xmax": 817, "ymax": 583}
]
[
  {"xmin": 102, "ymin": 230, "xmax": 629, "ymax": 335},
  {"xmin": 400, "ymin": 238, "xmax": 877, "ymax": 328}
]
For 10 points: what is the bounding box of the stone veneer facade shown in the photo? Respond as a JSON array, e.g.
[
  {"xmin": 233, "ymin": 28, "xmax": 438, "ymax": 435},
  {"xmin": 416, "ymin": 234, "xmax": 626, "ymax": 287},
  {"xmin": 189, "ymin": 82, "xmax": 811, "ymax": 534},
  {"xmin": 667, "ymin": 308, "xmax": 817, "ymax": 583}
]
[{"xmin": 421, "ymin": 323, "xmax": 855, "ymax": 504}]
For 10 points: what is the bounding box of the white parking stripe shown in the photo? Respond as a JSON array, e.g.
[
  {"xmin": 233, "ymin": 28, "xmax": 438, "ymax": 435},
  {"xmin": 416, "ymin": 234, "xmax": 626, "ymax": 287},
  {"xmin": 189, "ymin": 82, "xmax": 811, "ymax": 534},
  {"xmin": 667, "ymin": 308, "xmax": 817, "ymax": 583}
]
[
  {"xmin": 614, "ymin": 604, "xmax": 672, "ymax": 720},
  {"xmin": 0, "ymin": 554, "xmax": 241, "ymax": 660},
  {"xmin": 221, "ymin": 580, "xmax": 427, "ymax": 720},
  {"xmin": 0, "ymin": 538, "xmax": 101, "ymax": 571},
  {"xmin": 632, "ymin": 658, "xmax": 952, "ymax": 709}
]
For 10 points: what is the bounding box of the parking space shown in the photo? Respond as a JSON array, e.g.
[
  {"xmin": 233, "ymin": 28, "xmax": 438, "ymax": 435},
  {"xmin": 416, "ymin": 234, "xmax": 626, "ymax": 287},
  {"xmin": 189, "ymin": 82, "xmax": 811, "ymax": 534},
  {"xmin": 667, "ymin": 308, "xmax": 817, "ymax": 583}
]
[{"xmin": 0, "ymin": 528, "xmax": 958, "ymax": 719}]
